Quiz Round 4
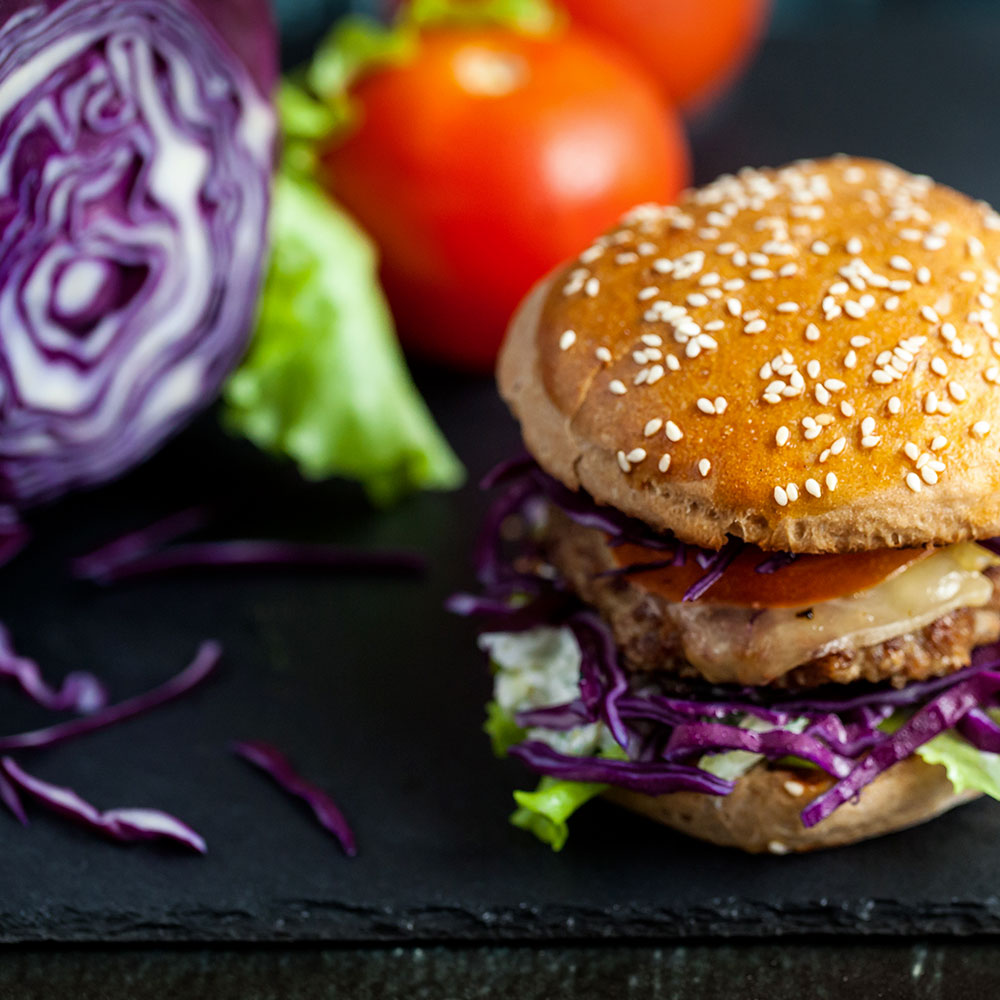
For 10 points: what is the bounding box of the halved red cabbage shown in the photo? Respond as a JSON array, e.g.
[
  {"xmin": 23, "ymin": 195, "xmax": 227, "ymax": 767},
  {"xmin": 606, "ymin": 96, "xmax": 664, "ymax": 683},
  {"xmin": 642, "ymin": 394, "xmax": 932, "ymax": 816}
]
[
  {"xmin": 0, "ymin": 622, "xmax": 106, "ymax": 712},
  {"xmin": 0, "ymin": 0, "xmax": 274, "ymax": 507},
  {"xmin": 232, "ymin": 740, "xmax": 357, "ymax": 857},
  {"xmin": 0, "ymin": 641, "xmax": 220, "ymax": 751},
  {"xmin": 0, "ymin": 757, "xmax": 206, "ymax": 852}
]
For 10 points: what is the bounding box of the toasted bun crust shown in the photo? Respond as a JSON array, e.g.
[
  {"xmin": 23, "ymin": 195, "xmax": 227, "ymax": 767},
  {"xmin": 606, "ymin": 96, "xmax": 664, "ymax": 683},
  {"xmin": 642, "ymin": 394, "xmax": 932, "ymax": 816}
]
[
  {"xmin": 604, "ymin": 757, "xmax": 979, "ymax": 853},
  {"xmin": 498, "ymin": 156, "xmax": 1000, "ymax": 553}
]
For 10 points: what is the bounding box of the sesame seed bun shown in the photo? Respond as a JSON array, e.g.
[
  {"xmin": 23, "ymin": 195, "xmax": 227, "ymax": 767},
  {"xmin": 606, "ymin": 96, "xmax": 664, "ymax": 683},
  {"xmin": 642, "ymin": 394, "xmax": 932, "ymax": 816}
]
[
  {"xmin": 498, "ymin": 156, "xmax": 1000, "ymax": 553},
  {"xmin": 604, "ymin": 756, "xmax": 979, "ymax": 853}
]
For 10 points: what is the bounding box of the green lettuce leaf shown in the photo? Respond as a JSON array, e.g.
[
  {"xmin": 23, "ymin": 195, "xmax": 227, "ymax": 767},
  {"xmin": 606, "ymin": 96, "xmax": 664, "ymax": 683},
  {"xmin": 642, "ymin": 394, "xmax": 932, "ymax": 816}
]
[
  {"xmin": 881, "ymin": 710, "xmax": 1000, "ymax": 799},
  {"xmin": 484, "ymin": 700, "xmax": 526, "ymax": 758},
  {"xmin": 223, "ymin": 164, "xmax": 464, "ymax": 505},
  {"xmin": 511, "ymin": 777, "xmax": 607, "ymax": 852}
]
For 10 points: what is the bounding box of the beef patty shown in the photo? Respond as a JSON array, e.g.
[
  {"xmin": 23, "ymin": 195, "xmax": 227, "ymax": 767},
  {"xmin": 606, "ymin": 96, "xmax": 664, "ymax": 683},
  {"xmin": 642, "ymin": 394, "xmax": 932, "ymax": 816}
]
[{"xmin": 543, "ymin": 510, "xmax": 1000, "ymax": 689}]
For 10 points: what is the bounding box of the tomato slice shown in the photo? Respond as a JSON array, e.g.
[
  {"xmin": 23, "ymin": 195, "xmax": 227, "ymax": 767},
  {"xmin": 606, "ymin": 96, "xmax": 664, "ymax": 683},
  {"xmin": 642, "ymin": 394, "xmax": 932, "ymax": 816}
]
[{"xmin": 608, "ymin": 541, "xmax": 934, "ymax": 608}]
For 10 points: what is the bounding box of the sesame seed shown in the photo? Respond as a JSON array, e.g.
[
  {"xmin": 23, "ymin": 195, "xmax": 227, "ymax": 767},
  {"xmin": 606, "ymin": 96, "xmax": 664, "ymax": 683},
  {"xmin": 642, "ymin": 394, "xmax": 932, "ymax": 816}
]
[
  {"xmin": 665, "ymin": 421, "xmax": 683, "ymax": 442},
  {"xmin": 967, "ymin": 236, "xmax": 985, "ymax": 257},
  {"xmin": 841, "ymin": 401, "xmax": 855, "ymax": 417},
  {"xmin": 638, "ymin": 286, "xmax": 659, "ymax": 301},
  {"xmin": 658, "ymin": 453, "xmax": 671, "ymax": 473},
  {"xmin": 921, "ymin": 466, "xmax": 938, "ymax": 485},
  {"xmin": 727, "ymin": 298, "xmax": 742, "ymax": 317},
  {"xmin": 850, "ymin": 335, "xmax": 871, "ymax": 348},
  {"xmin": 825, "ymin": 378, "xmax": 846, "ymax": 391},
  {"xmin": 811, "ymin": 240, "xmax": 830, "ymax": 255},
  {"xmin": 861, "ymin": 417, "xmax": 875, "ymax": 435},
  {"xmin": 615, "ymin": 252, "xmax": 638, "ymax": 265},
  {"xmin": 774, "ymin": 486, "xmax": 788, "ymax": 506},
  {"xmin": 723, "ymin": 278, "xmax": 745, "ymax": 292},
  {"xmin": 763, "ymin": 393, "xmax": 781, "ymax": 404},
  {"xmin": 941, "ymin": 322, "xmax": 957, "ymax": 341},
  {"xmin": 704, "ymin": 320, "xmax": 725, "ymax": 331},
  {"xmin": 960, "ymin": 269, "xmax": 978, "ymax": 282},
  {"xmin": 844, "ymin": 300, "xmax": 866, "ymax": 319},
  {"xmin": 884, "ymin": 296, "xmax": 900, "ymax": 311},
  {"xmin": 776, "ymin": 302, "xmax": 800, "ymax": 314},
  {"xmin": 652, "ymin": 258, "xmax": 674, "ymax": 274},
  {"xmin": 830, "ymin": 282, "xmax": 849, "ymax": 296},
  {"xmin": 641, "ymin": 333, "xmax": 663, "ymax": 347},
  {"xmin": 906, "ymin": 472, "xmax": 923, "ymax": 493},
  {"xmin": 644, "ymin": 418, "xmax": 663, "ymax": 437},
  {"xmin": 559, "ymin": 329, "xmax": 577, "ymax": 351},
  {"xmin": 805, "ymin": 323, "xmax": 821, "ymax": 342},
  {"xmin": 973, "ymin": 421, "xmax": 991, "ymax": 438},
  {"xmin": 698, "ymin": 459, "xmax": 711, "ymax": 478},
  {"xmin": 861, "ymin": 435, "xmax": 881, "ymax": 448},
  {"xmin": 784, "ymin": 780, "xmax": 805, "ymax": 797},
  {"xmin": 646, "ymin": 364, "xmax": 665, "ymax": 384},
  {"xmin": 846, "ymin": 237, "xmax": 862, "ymax": 255},
  {"xmin": 715, "ymin": 396, "xmax": 728, "ymax": 413},
  {"xmin": 697, "ymin": 397, "xmax": 716, "ymax": 414},
  {"xmin": 633, "ymin": 350, "xmax": 649, "ymax": 365},
  {"xmin": 920, "ymin": 305, "xmax": 940, "ymax": 323},
  {"xmin": 916, "ymin": 266, "xmax": 931, "ymax": 284},
  {"xmin": 665, "ymin": 354, "xmax": 680, "ymax": 371},
  {"xmin": 904, "ymin": 441, "xmax": 921, "ymax": 461},
  {"xmin": 831, "ymin": 436, "xmax": 847, "ymax": 455},
  {"xmin": 805, "ymin": 359, "xmax": 820, "ymax": 379},
  {"xmin": 699, "ymin": 272, "xmax": 721, "ymax": 287},
  {"xmin": 888, "ymin": 396, "xmax": 901, "ymax": 414},
  {"xmin": 786, "ymin": 483, "xmax": 800, "ymax": 502},
  {"xmin": 616, "ymin": 450, "xmax": 630, "ymax": 472},
  {"xmin": 916, "ymin": 453, "xmax": 930, "ymax": 470},
  {"xmin": 749, "ymin": 268, "xmax": 774, "ymax": 281},
  {"xmin": 732, "ymin": 250, "xmax": 748, "ymax": 267},
  {"xmin": 779, "ymin": 263, "xmax": 798, "ymax": 278},
  {"xmin": 745, "ymin": 319, "xmax": 767, "ymax": 334},
  {"xmin": 923, "ymin": 234, "xmax": 946, "ymax": 251},
  {"xmin": 626, "ymin": 448, "xmax": 647, "ymax": 463},
  {"xmin": 948, "ymin": 381, "xmax": 968, "ymax": 402},
  {"xmin": 889, "ymin": 255, "xmax": 912, "ymax": 271},
  {"xmin": 825, "ymin": 305, "xmax": 843, "ymax": 321},
  {"xmin": 609, "ymin": 379, "xmax": 626, "ymax": 395},
  {"xmin": 844, "ymin": 350, "xmax": 858, "ymax": 369},
  {"xmin": 805, "ymin": 478, "xmax": 822, "ymax": 498},
  {"xmin": 687, "ymin": 292, "xmax": 709, "ymax": 308},
  {"xmin": 930, "ymin": 357, "xmax": 948, "ymax": 377},
  {"xmin": 826, "ymin": 472, "xmax": 838, "ymax": 491},
  {"xmin": 596, "ymin": 346, "xmax": 612, "ymax": 363},
  {"xmin": 872, "ymin": 370, "xmax": 893, "ymax": 385},
  {"xmin": 584, "ymin": 277, "xmax": 600, "ymax": 297},
  {"xmin": 819, "ymin": 449, "xmax": 831, "ymax": 463},
  {"xmin": 579, "ymin": 246, "xmax": 603, "ymax": 263}
]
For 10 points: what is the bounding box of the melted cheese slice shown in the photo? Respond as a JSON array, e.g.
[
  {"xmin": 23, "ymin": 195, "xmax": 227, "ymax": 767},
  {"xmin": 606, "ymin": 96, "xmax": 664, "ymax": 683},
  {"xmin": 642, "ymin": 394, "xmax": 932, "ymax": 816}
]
[{"xmin": 665, "ymin": 542, "xmax": 998, "ymax": 685}]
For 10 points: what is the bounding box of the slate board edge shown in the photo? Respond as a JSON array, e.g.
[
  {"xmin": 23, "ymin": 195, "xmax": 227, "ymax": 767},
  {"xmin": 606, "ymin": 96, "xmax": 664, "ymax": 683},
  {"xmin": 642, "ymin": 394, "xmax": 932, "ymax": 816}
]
[{"xmin": 4, "ymin": 898, "xmax": 1000, "ymax": 943}]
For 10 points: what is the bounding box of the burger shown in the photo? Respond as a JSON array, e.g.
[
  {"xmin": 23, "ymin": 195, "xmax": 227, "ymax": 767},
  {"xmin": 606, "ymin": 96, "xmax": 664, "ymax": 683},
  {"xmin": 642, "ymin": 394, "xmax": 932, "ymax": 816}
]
[{"xmin": 452, "ymin": 156, "xmax": 1000, "ymax": 853}]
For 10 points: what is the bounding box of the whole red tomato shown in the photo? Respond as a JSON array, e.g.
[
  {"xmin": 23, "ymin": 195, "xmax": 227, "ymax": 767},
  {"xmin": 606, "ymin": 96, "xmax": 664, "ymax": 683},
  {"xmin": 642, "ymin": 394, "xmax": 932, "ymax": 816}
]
[
  {"xmin": 321, "ymin": 27, "xmax": 689, "ymax": 370},
  {"xmin": 561, "ymin": 0, "xmax": 771, "ymax": 108}
]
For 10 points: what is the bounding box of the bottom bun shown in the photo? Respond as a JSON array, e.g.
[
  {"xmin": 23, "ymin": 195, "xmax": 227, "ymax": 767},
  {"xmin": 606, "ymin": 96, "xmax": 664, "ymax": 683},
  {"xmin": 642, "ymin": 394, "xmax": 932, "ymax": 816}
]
[{"xmin": 604, "ymin": 758, "xmax": 979, "ymax": 853}]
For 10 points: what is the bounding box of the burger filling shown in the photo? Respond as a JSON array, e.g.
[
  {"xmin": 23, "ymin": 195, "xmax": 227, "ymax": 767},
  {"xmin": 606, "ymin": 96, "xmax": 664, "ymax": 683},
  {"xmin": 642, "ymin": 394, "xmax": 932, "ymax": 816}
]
[{"xmin": 453, "ymin": 459, "xmax": 1000, "ymax": 850}]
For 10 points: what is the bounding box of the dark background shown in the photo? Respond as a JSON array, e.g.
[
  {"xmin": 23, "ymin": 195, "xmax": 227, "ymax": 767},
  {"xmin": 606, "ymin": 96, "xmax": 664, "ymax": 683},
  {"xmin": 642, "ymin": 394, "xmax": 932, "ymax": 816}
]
[{"xmin": 8, "ymin": 2, "xmax": 1000, "ymax": 997}]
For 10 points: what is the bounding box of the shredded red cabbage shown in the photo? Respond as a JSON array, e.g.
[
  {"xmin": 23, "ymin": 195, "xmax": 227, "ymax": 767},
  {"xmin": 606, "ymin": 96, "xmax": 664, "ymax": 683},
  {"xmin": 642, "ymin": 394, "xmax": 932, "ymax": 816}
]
[
  {"xmin": 232, "ymin": 741, "xmax": 356, "ymax": 857},
  {"xmin": 0, "ymin": 758, "xmax": 206, "ymax": 852},
  {"xmin": 682, "ymin": 537, "xmax": 745, "ymax": 601},
  {"xmin": 75, "ymin": 541, "xmax": 425, "ymax": 585},
  {"xmin": 0, "ymin": 623, "xmax": 107, "ymax": 713},
  {"xmin": 0, "ymin": 768, "xmax": 27, "ymax": 826},
  {"xmin": 71, "ymin": 507, "xmax": 212, "ymax": 582},
  {"xmin": 801, "ymin": 668, "xmax": 1000, "ymax": 826},
  {"xmin": 570, "ymin": 612, "xmax": 630, "ymax": 749},
  {"xmin": 0, "ymin": 641, "xmax": 220, "ymax": 751},
  {"xmin": 508, "ymin": 740, "xmax": 735, "ymax": 796},
  {"xmin": 665, "ymin": 722, "xmax": 855, "ymax": 778}
]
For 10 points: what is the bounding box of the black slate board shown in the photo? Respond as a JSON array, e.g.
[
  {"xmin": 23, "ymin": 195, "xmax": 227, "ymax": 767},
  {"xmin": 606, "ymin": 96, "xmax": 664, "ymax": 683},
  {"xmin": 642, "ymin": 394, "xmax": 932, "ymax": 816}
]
[{"xmin": 5, "ymin": 9, "xmax": 1000, "ymax": 945}]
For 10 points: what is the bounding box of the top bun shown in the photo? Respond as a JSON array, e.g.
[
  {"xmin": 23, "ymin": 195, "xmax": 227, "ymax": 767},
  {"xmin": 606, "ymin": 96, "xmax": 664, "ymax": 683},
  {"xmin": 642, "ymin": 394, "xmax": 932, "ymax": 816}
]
[{"xmin": 498, "ymin": 156, "xmax": 1000, "ymax": 553}]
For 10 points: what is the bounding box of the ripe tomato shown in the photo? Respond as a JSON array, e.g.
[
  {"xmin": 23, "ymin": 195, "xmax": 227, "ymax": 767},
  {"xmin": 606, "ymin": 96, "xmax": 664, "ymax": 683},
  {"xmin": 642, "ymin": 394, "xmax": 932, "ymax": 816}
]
[
  {"xmin": 320, "ymin": 27, "xmax": 689, "ymax": 370},
  {"xmin": 609, "ymin": 542, "xmax": 932, "ymax": 608},
  {"xmin": 560, "ymin": 0, "xmax": 771, "ymax": 108}
]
